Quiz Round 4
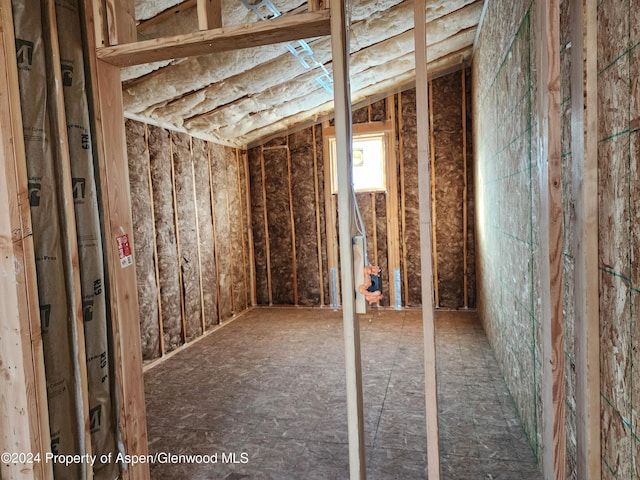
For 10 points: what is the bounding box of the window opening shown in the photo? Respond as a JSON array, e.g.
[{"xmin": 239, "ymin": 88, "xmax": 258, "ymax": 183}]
[{"xmin": 330, "ymin": 132, "xmax": 388, "ymax": 193}]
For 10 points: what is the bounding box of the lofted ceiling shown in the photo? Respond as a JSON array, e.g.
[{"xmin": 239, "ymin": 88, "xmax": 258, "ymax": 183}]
[{"xmin": 122, "ymin": 0, "xmax": 486, "ymax": 147}]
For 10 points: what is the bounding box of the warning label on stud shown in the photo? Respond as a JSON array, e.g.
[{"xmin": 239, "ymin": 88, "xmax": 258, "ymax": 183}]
[{"xmin": 116, "ymin": 234, "xmax": 133, "ymax": 268}]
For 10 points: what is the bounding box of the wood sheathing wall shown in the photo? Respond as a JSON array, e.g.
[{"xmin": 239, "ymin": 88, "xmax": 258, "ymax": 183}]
[
  {"xmin": 473, "ymin": 0, "xmax": 544, "ymax": 464},
  {"xmin": 126, "ymin": 120, "xmax": 251, "ymax": 362},
  {"xmin": 597, "ymin": 1, "xmax": 640, "ymax": 478},
  {"xmin": 248, "ymin": 75, "xmax": 475, "ymax": 309},
  {"xmin": 475, "ymin": 0, "xmax": 639, "ymax": 477}
]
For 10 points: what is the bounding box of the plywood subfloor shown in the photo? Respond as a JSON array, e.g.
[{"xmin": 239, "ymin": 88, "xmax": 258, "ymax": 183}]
[{"xmin": 144, "ymin": 308, "xmax": 542, "ymax": 479}]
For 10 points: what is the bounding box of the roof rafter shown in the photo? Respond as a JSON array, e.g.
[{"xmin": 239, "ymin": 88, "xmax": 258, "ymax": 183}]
[
  {"xmin": 239, "ymin": 47, "xmax": 472, "ymax": 147},
  {"xmin": 141, "ymin": 0, "xmax": 482, "ymax": 127},
  {"xmin": 187, "ymin": 28, "xmax": 476, "ymax": 133},
  {"xmin": 207, "ymin": 41, "xmax": 474, "ymax": 146}
]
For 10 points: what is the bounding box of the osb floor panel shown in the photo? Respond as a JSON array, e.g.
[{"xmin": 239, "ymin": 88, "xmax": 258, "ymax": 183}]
[{"xmin": 144, "ymin": 308, "xmax": 542, "ymax": 479}]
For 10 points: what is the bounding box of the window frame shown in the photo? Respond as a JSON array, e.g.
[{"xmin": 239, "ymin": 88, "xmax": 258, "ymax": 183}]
[{"xmin": 326, "ymin": 122, "xmax": 392, "ymax": 194}]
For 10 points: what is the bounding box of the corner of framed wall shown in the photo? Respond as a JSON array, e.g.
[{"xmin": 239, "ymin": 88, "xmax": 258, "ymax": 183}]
[{"xmin": 81, "ymin": 0, "xmax": 150, "ymax": 478}]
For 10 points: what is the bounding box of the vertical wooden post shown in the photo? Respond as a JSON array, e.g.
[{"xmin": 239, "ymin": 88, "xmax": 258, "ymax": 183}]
[
  {"xmin": 308, "ymin": 0, "xmax": 325, "ymax": 11},
  {"xmin": 224, "ymin": 151, "xmax": 236, "ymax": 313},
  {"xmin": 312, "ymin": 126, "xmax": 326, "ymax": 306},
  {"xmin": 242, "ymin": 149, "xmax": 257, "ymax": 307},
  {"xmin": 0, "ymin": 134, "xmax": 52, "ymax": 478},
  {"xmin": 323, "ymin": 121, "xmax": 340, "ymax": 306},
  {"xmin": 371, "ymin": 193, "xmax": 378, "ymax": 267},
  {"xmin": 207, "ymin": 143, "xmax": 223, "ymax": 323},
  {"xmin": 89, "ymin": 58, "xmax": 150, "ymax": 480},
  {"xmin": 169, "ymin": 132, "xmax": 188, "ymax": 343},
  {"xmin": 428, "ymin": 80, "xmax": 440, "ymax": 308},
  {"xmin": 286, "ymin": 139, "xmax": 299, "ymax": 305},
  {"xmin": 461, "ymin": 68, "xmax": 469, "ymax": 308},
  {"xmin": 570, "ymin": 0, "xmax": 600, "ymax": 477},
  {"xmin": 91, "ymin": 0, "xmax": 109, "ymax": 48},
  {"xmin": 0, "ymin": 4, "xmax": 53, "ymax": 476},
  {"xmin": 197, "ymin": 0, "xmax": 222, "ymax": 30},
  {"xmin": 235, "ymin": 148, "xmax": 250, "ymax": 309},
  {"xmin": 415, "ymin": 0, "xmax": 441, "ymax": 477},
  {"xmin": 190, "ymin": 137, "xmax": 206, "ymax": 334},
  {"xmin": 398, "ymin": 91, "xmax": 410, "ymax": 306},
  {"xmin": 370, "ymin": 193, "xmax": 380, "ymax": 307},
  {"xmin": 84, "ymin": 0, "xmax": 149, "ymax": 470},
  {"xmin": 331, "ymin": 0, "xmax": 366, "ymax": 476},
  {"xmin": 330, "ymin": 195, "xmax": 339, "ymax": 305},
  {"xmin": 537, "ymin": 0, "xmax": 566, "ymax": 478},
  {"xmin": 104, "ymin": 0, "xmax": 137, "ymax": 46},
  {"xmin": 259, "ymin": 146, "xmax": 273, "ymax": 305},
  {"xmin": 144, "ymin": 124, "xmax": 165, "ymax": 357},
  {"xmin": 385, "ymin": 96, "xmax": 401, "ymax": 308},
  {"xmin": 43, "ymin": 1, "xmax": 92, "ymax": 472}
]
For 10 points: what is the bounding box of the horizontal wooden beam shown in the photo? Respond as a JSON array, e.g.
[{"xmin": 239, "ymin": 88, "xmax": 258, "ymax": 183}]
[
  {"xmin": 323, "ymin": 121, "xmax": 393, "ymax": 136},
  {"xmin": 98, "ymin": 10, "xmax": 331, "ymax": 67}
]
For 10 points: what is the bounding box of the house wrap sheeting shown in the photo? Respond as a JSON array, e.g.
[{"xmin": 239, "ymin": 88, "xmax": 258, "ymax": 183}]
[
  {"xmin": 54, "ymin": 0, "xmax": 118, "ymax": 476},
  {"xmin": 12, "ymin": 0, "xmax": 119, "ymax": 477},
  {"xmin": 12, "ymin": 1, "xmax": 81, "ymax": 477}
]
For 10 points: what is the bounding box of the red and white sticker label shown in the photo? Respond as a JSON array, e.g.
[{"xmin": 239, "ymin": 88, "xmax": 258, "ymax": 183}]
[{"xmin": 116, "ymin": 234, "xmax": 133, "ymax": 268}]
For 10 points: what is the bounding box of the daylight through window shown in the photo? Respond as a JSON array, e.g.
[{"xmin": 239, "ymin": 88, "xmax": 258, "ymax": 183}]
[{"xmin": 330, "ymin": 132, "xmax": 388, "ymax": 193}]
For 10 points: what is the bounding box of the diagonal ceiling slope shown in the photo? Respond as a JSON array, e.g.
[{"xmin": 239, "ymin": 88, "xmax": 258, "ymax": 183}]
[{"xmin": 123, "ymin": 0, "xmax": 485, "ymax": 147}]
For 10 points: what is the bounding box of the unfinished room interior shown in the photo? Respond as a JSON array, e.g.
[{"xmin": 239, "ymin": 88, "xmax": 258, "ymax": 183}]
[{"xmin": 0, "ymin": 0, "xmax": 629, "ymax": 478}]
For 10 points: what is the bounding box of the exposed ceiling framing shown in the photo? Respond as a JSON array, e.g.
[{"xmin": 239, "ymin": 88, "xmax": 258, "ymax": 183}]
[{"xmin": 121, "ymin": 0, "xmax": 485, "ymax": 147}]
